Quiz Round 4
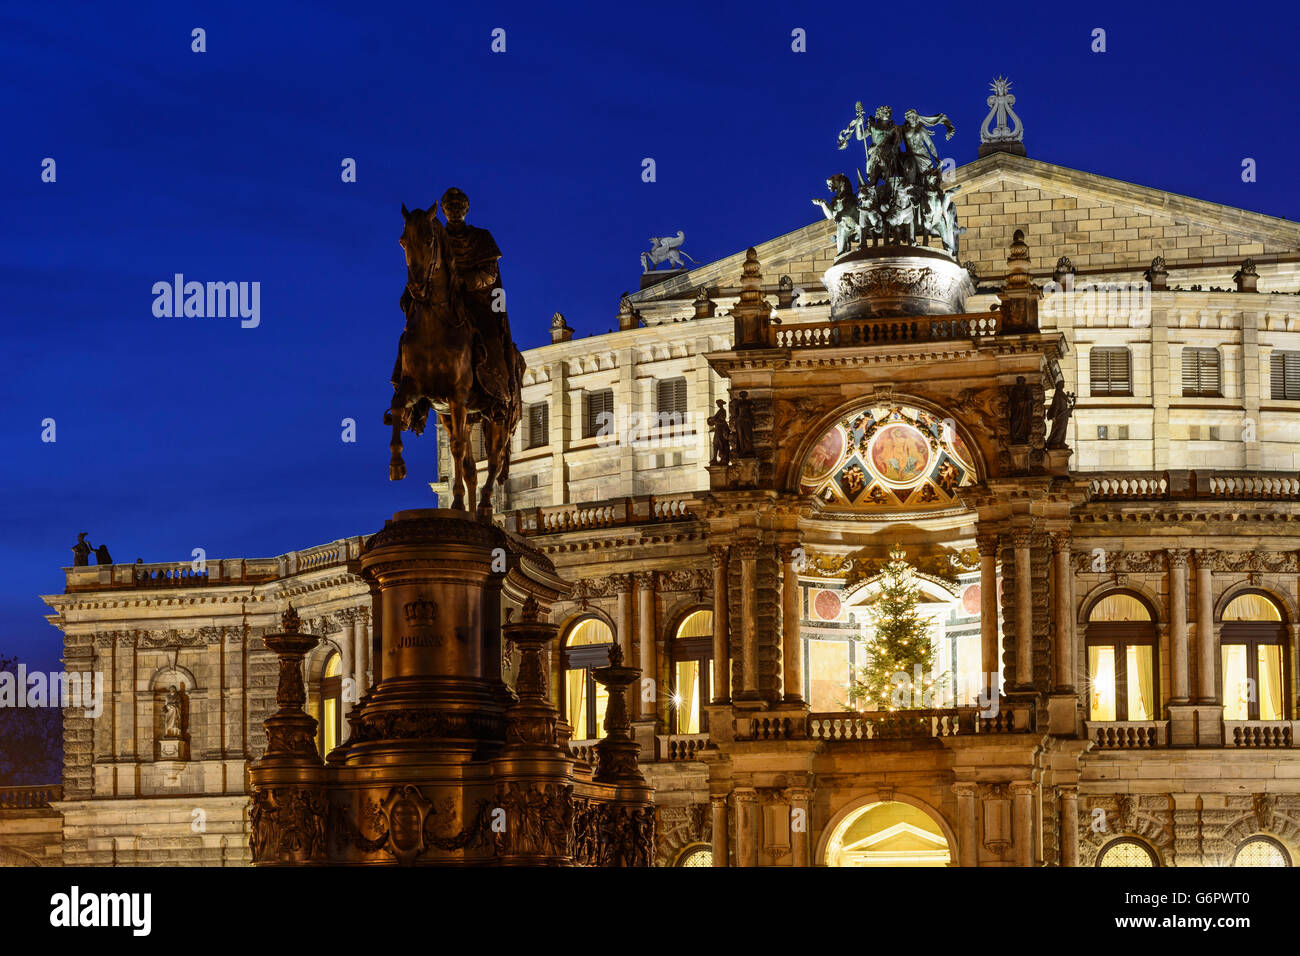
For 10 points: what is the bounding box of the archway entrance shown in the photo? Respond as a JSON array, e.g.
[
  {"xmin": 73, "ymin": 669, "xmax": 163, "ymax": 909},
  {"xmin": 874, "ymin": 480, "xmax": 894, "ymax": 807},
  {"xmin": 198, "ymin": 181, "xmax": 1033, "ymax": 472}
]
[{"xmin": 823, "ymin": 800, "xmax": 951, "ymax": 867}]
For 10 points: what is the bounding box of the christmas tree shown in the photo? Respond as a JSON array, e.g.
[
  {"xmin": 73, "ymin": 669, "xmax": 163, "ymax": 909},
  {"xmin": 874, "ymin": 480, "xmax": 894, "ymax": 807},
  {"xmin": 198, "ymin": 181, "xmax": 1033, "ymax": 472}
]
[{"xmin": 847, "ymin": 545, "xmax": 942, "ymax": 711}]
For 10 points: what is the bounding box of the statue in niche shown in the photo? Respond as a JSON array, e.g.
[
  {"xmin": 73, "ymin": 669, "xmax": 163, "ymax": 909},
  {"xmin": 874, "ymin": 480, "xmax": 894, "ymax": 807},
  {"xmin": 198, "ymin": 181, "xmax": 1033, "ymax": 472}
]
[
  {"xmin": 1007, "ymin": 376, "xmax": 1033, "ymax": 445},
  {"xmin": 730, "ymin": 391, "xmax": 756, "ymax": 457},
  {"xmin": 707, "ymin": 400, "xmax": 732, "ymax": 466},
  {"xmin": 162, "ymin": 685, "xmax": 186, "ymax": 738}
]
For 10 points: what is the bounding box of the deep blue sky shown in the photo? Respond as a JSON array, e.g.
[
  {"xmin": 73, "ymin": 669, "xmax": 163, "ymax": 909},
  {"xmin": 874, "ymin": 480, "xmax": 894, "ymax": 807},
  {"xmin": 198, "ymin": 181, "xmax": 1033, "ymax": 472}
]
[{"xmin": 3, "ymin": 0, "xmax": 1297, "ymax": 670}]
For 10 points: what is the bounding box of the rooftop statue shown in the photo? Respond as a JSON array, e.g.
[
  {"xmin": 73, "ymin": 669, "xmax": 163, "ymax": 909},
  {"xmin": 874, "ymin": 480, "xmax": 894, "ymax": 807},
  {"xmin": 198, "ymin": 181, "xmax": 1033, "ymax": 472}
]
[
  {"xmin": 822, "ymin": 100, "xmax": 960, "ymax": 257},
  {"xmin": 980, "ymin": 76, "xmax": 1024, "ymax": 146},
  {"xmin": 385, "ymin": 189, "xmax": 525, "ymax": 515},
  {"xmin": 642, "ymin": 231, "xmax": 696, "ymax": 272}
]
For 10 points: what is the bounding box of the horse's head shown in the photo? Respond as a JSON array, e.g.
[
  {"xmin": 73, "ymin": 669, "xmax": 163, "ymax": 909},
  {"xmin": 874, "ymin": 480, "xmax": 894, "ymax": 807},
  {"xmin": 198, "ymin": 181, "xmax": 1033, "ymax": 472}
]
[{"xmin": 399, "ymin": 202, "xmax": 440, "ymax": 276}]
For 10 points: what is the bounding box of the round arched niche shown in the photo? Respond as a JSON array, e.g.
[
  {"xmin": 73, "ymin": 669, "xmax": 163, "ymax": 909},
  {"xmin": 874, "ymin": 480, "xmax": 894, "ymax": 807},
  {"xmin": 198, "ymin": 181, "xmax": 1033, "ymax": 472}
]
[
  {"xmin": 816, "ymin": 791, "xmax": 957, "ymax": 868},
  {"xmin": 794, "ymin": 400, "xmax": 979, "ymax": 514}
]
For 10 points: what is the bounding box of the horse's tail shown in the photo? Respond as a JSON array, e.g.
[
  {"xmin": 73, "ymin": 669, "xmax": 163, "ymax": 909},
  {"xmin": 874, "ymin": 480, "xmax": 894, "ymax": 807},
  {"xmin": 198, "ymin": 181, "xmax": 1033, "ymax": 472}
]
[{"xmin": 679, "ymin": 251, "xmax": 697, "ymax": 264}]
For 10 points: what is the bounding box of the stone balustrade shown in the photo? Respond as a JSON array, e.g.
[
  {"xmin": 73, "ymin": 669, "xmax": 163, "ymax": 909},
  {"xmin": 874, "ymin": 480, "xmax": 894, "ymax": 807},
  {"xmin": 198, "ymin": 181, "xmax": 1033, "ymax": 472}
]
[
  {"xmin": 0, "ymin": 785, "xmax": 63, "ymax": 809},
  {"xmin": 1087, "ymin": 470, "xmax": 1300, "ymax": 502},
  {"xmin": 768, "ymin": 311, "xmax": 999, "ymax": 349},
  {"xmin": 507, "ymin": 493, "xmax": 697, "ymax": 537},
  {"xmin": 1086, "ymin": 720, "xmax": 1169, "ymax": 749},
  {"xmin": 1225, "ymin": 720, "xmax": 1296, "ymax": 748},
  {"xmin": 656, "ymin": 733, "xmax": 711, "ymax": 761}
]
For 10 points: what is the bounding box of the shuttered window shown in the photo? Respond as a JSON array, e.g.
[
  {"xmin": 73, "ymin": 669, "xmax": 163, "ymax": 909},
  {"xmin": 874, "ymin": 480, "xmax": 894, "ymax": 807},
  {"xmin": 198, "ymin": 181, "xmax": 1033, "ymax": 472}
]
[
  {"xmin": 1181, "ymin": 348, "xmax": 1221, "ymax": 397},
  {"xmin": 584, "ymin": 389, "xmax": 615, "ymax": 438},
  {"xmin": 1090, "ymin": 348, "xmax": 1131, "ymax": 396},
  {"xmin": 1271, "ymin": 351, "xmax": 1300, "ymax": 400},
  {"xmin": 527, "ymin": 402, "xmax": 549, "ymax": 448},
  {"xmin": 656, "ymin": 377, "xmax": 688, "ymax": 420}
]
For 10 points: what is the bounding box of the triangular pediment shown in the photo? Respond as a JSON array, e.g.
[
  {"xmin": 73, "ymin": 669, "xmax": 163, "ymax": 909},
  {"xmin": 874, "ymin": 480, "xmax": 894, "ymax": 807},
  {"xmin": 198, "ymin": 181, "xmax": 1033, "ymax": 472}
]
[{"xmin": 629, "ymin": 153, "xmax": 1300, "ymax": 307}]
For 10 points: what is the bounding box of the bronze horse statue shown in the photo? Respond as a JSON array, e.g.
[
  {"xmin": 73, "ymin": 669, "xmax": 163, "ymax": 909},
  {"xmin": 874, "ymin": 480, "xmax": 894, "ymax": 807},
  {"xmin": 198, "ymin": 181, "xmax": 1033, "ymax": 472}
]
[{"xmin": 386, "ymin": 201, "xmax": 522, "ymax": 514}]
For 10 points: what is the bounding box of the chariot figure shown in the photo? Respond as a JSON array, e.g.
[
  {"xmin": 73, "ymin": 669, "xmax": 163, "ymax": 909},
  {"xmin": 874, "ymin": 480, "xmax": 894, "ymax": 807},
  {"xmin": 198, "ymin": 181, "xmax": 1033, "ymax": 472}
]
[
  {"xmin": 899, "ymin": 109, "xmax": 955, "ymax": 184},
  {"xmin": 641, "ymin": 232, "xmax": 696, "ymax": 272},
  {"xmin": 837, "ymin": 103, "xmax": 902, "ymax": 186},
  {"xmin": 812, "ymin": 174, "xmax": 863, "ymax": 254}
]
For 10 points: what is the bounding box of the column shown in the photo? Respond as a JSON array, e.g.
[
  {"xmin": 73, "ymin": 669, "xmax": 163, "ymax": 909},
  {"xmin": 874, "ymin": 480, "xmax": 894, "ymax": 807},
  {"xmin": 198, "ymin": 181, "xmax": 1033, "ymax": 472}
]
[
  {"xmin": 780, "ymin": 543, "xmax": 804, "ymax": 705},
  {"xmin": 735, "ymin": 788, "xmax": 759, "ymax": 867},
  {"xmin": 1059, "ymin": 786, "xmax": 1079, "ymax": 868},
  {"xmin": 788, "ymin": 788, "xmax": 811, "ymax": 867},
  {"xmin": 336, "ymin": 612, "xmax": 356, "ymax": 720},
  {"xmin": 738, "ymin": 541, "xmax": 760, "ymax": 698},
  {"xmin": 953, "ymin": 782, "xmax": 978, "ymax": 867},
  {"xmin": 1168, "ymin": 550, "xmax": 1190, "ymax": 701},
  {"xmin": 709, "ymin": 546, "xmax": 730, "ymax": 703},
  {"xmin": 710, "ymin": 795, "xmax": 729, "ymax": 867},
  {"xmin": 1012, "ymin": 528, "xmax": 1034, "ymax": 689},
  {"xmin": 1194, "ymin": 549, "xmax": 1217, "ymax": 702},
  {"xmin": 355, "ymin": 607, "xmax": 370, "ymax": 694},
  {"xmin": 1050, "ymin": 531, "xmax": 1075, "ymax": 691},
  {"xmin": 977, "ymin": 533, "xmax": 1000, "ymax": 698},
  {"xmin": 615, "ymin": 575, "xmax": 635, "ymax": 664},
  {"xmin": 636, "ymin": 571, "xmax": 657, "ymax": 720},
  {"xmin": 1011, "ymin": 781, "xmax": 1035, "ymax": 867}
]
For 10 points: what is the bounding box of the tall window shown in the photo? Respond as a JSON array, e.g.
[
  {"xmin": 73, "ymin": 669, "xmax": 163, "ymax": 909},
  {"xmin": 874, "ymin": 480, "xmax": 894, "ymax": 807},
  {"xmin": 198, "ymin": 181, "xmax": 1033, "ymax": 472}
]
[
  {"xmin": 319, "ymin": 652, "xmax": 342, "ymax": 756},
  {"xmin": 1270, "ymin": 351, "xmax": 1300, "ymax": 400},
  {"xmin": 1089, "ymin": 347, "xmax": 1132, "ymax": 396},
  {"xmin": 1086, "ymin": 593, "xmax": 1157, "ymax": 721},
  {"xmin": 527, "ymin": 402, "xmax": 549, "ymax": 448},
  {"xmin": 584, "ymin": 389, "xmax": 615, "ymax": 439},
  {"xmin": 1221, "ymin": 592, "xmax": 1288, "ymax": 721},
  {"xmin": 670, "ymin": 610, "xmax": 713, "ymax": 734},
  {"xmin": 1182, "ymin": 347, "xmax": 1222, "ymax": 397},
  {"xmin": 562, "ymin": 618, "xmax": 614, "ymax": 740}
]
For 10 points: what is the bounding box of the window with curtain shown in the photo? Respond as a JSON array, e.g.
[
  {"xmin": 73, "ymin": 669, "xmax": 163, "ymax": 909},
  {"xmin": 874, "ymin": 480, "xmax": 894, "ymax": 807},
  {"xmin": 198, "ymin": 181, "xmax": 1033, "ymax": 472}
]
[
  {"xmin": 1220, "ymin": 592, "xmax": 1288, "ymax": 721},
  {"xmin": 1181, "ymin": 347, "xmax": 1222, "ymax": 397},
  {"xmin": 584, "ymin": 389, "xmax": 615, "ymax": 439},
  {"xmin": 319, "ymin": 652, "xmax": 342, "ymax": 756},
  {"xmin": 526, "ymin": 402, "xmax": 549, "ymax": 448},
  {"xmin": 1270, "ymin": 351, "xmax": 1300, "ymax": 400},
  {"xmin": 1086, "ymin": 592, "xmax": 1157, "ymax": 721},
  {"xmin": 670, "ymin": 609, "xmax": 713, "ymax": 734},
  {"xmin": 808, "ymin": 639, "xmax": 853, "ymax": 711},
  {"xmin": 1089, "ymin": 347, "xmax": 1132, "ymax": 396},
  {"xmin": 562, "ymin": 618, "xmax": 615, "ymax": 739}
]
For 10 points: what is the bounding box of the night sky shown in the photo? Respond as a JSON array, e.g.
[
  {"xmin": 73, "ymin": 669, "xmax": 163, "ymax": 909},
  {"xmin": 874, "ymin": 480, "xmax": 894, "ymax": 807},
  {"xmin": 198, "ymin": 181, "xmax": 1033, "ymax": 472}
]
[{"xmin": 3, "ymin": 0, "xmax": 1297, "ymax": 671}]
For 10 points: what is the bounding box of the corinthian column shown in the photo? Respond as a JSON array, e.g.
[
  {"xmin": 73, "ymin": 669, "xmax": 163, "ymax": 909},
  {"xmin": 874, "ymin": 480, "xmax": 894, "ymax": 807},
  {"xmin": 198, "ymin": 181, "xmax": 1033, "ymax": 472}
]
[
  {"xmin": 711, "ymin": 795, "xmax": 729, "ymax": 867},
  {"xmin": 1050, "ymin": 532, "xmax": 1075, "ymax": 691},
  {"xmin": 1010, "ymin": 781, "xmax": 1035, "ymax": 867},
  {"xmin": 336, "ymin": 610, "xmax": 356, "ymax": 720},
  {"xmin": 635, "ymin": 571, "xmax": 657, "ymax": 720},
  {"xmin": 614, "ymin": 574, "xmax": 635, "ymax": 664},
  {"xmin": 738, "ymin": 541, "xmax": 760, "ymax": 699},
  {"xmin": 1168, "ymin": 550, "xmax": 1191, "ymax": 702},
  {"xmin": 1058, "ymin": 786, "xmax": 1079, "ymax": 867},
  {"xmin": 788, "ymin": 788, "xmax": 812, "ymax": 867},
  {"xmin": 734, "ymin": 788, "xmax": 759, "ymax": 867},
  {"xmin": 952, "ymin": 782, "xmax": 978, "ymax": 867},
  {"xmin": 1012, "ymin": 528, "xmax": 1034, "ymax": 689},
  {"xmin": 1194, "ymin": 549, "xmax": 1217, "ymax": 702},
  {"xmin": 976, "ymin": 533, "xmax": 1000, "ymax": 698},
  {"xmin": 779, "ymin": 543, "xmax": 804, "ymax": 705},
  {"xmin": 709, "ymin": 546, "xmax": 730, "ymax": 703}
]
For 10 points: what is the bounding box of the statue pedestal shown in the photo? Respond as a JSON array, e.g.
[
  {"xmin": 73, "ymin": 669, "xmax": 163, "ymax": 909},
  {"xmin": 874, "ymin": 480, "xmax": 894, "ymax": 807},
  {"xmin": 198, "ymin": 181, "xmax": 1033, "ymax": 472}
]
[
  {"xmin": 155, "ymin": 737, "xmax": 188, "ymax": 761},
  {"xmin": 822, "ymin": 246, "xmax": 973, "ymax": 321}
]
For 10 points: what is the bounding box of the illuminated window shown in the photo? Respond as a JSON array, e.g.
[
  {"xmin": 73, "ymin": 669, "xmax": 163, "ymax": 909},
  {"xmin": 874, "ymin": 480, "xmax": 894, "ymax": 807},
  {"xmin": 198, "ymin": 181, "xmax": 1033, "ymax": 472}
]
[
  {"xmin": 676, "ymin": 844, "xmax": 713, "ymax": 867},
  {"xmin": 808, "ymin": 639, "xmax": 853, "ymax": 711},
  {"xmin": 670, "ymin": 610, "xmax": 713, "ymax": 734},
  {"xmin": 1090, "ymin": 348, "xmax": 1132, "ymax": 396},
  {"xmin": 1233, "ymin": 837, "xmax": 1291, "ymax": 867},
  {"xmin": 1087, "ymin": 593, "xmax": 1157, "ymax": 721},
  {"xmin": 319, "ymin": 652, "xmax": 342, "ymax": 756},
  {"xmin": 562, "ymin": 618, "xmax": 614, "ymax": 739},
  {"xmin": 1221, "ymin": 592, "xmax": 1288, "ymax": 721},
  {"xmin": 1097, "ymin": 839, "xmax": 1158, "ymax": 867}
]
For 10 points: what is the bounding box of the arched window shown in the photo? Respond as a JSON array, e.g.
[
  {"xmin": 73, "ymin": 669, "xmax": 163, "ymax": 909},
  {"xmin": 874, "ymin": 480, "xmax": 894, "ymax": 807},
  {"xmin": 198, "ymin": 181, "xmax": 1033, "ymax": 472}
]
[
  {"xmin": 1221, "ymin": 591, "xmax": 1289, "ymax": 721},
  {"xmin": 670, "ymin": 610, "xmax": 714, "ymax": 734},
  {"xmin": 562, "ymin": 618, "xmax": 614, "ymax": 740},
  {"xmin": 1233, "ymin": 836, "xmax": 1291, "ymax": 867},
  {"xmin": 1096, "ymin": 838, "xmax": 1159, "ymax": 867},
  {"xmin": 1086, "ymin": 593, "xmax": 1158, "ymax": 721},
  {"xmin": 319, "ymin": 652, "xmax": 342, "ymax": 756},
  {"xmin": 675, "ymin": 844, "xmax": 713, "ymax": 867}
]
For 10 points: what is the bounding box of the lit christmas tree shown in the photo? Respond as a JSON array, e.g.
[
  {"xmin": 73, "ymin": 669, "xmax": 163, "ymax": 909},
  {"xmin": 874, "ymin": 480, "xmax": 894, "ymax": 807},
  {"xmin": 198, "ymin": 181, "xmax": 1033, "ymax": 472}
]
[{"xmin": 847, "ymin": 545, "xmax": 942, "ymax": 711}]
